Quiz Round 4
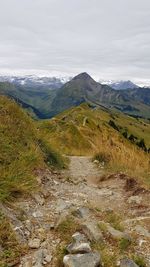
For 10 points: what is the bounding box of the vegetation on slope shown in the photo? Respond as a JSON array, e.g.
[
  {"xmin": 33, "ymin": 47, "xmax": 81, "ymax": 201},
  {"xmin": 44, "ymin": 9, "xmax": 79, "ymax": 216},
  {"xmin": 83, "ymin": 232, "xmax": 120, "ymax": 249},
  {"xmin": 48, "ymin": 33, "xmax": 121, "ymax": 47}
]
[
  {"xmin": 0, "ymin": 96, "xmax": 66, "ymax": 202},
  {"xmin": 39, "ymin": 104, "xmax": 150, "ymax": 186}
]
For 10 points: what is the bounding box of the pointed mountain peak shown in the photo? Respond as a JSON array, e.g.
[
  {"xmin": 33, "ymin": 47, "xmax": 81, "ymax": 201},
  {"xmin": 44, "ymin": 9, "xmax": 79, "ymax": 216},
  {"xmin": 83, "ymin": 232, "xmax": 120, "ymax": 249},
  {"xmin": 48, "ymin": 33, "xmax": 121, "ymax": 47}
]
[{"xmin": 72, "ymin": 72, "xmax": 94, "ymax": 81}]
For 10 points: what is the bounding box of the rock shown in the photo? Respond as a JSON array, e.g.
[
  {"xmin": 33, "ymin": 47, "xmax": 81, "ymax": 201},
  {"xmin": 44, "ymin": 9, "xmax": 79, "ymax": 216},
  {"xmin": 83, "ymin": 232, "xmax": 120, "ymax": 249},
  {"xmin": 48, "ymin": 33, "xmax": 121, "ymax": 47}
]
[
  {"xmin": 33, "ymin": 249, "xmax": 44, "ymax": 267},
  {"xmin": 94, "ymin": 160, "xmax": 99, "ymax": 164},
  {"xmin": 72, "ymin": 232, "xmax": 88, "ymax": 243},
  {"xmin": 32, "ymin": 193, "xmax": 45, "ymax": 205},
  {"xmin": 107, "ymin": 226, "xmax": 131, "ymax": 240},
  {"xmin": 44, "ymin": 254, "xmax": 52, "ymax": 263},
  {"xmin": 127, "ymin": 196, "xmax": 142, "ymax": 205},
  {"xmin": 56, "ymin": 199, "xmax": 74, "ymax": 213},
  {"xmin": 22, "ymin": 260, "xmax": 32, "ymax": 267},
  {"xmin": 63, "ymin": 252, "xmax": 101, "ymax": 267},
  {"xmin": 67, "ymin": 232, "xmax": 91, "ymax": 254},
  {"xmin": 135, "ymin": 225, "xmax": 150, "ymax": 238},
  {"xmin": 28, "ymin": 238, "xmax": 41, "ymax": 249},
  {"xmin": 82, "ymin": 221, "xmax": 103, "ymax": 242},
  {"xmin": 32, "ymin": 211, "xmax": 43, "ymax": 218},
  {"xmin": 67, "ymin": 242, "xmax": 91, "ymax": 254},
  {"xmin": 120, "ymin": 258, "xmax": 139, "ymax": 267},
  {"xmin": 73, "ymin": 207, "xmax": 90, "ymax": 219}
]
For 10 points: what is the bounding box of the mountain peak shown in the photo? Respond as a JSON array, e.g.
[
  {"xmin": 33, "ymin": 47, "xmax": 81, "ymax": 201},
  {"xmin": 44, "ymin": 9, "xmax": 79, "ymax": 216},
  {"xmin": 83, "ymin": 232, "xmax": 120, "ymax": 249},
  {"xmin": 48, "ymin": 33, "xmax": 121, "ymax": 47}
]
[{"xmin": 72, "ymin": 72, "xmax": 93, "ymax": 81}]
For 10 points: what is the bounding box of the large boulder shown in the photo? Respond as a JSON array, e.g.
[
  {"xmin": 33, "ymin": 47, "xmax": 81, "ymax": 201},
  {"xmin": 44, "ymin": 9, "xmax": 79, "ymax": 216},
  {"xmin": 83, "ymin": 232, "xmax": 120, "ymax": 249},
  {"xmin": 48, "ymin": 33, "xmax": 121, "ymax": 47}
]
[{"xmin": 63, "ymin": 252, "xmax": 101, "ymax": 267}]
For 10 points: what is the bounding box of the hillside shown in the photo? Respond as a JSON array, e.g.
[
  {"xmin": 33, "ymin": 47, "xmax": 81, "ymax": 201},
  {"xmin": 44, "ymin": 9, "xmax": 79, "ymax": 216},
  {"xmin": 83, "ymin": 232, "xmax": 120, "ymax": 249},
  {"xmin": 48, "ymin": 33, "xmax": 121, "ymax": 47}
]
[
  {"xmin": 0, "ymin": 73, "xmax": 150, "ymax": 119},
  {"xmin": 0, "ymin": 96, "xmax": 65, "ymax": 201},
  {"xmin": 0, "ymin": 97, "xmax": 150, "ymax": 267},
  {"xmin": 39, "ymin": 103, "xmax": 150, "ymax": 185},
  {"xmin": 0, "ymin": 82, "xmax": 58, "ymax": 119}
]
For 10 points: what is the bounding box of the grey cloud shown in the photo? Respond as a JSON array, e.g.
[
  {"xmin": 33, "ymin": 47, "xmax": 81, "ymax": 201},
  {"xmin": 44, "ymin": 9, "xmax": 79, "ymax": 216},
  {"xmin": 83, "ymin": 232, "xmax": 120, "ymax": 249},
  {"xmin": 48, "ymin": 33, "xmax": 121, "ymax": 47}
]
[{"xmin": 0, "ymin": 0, "xmax": 150, "ymax": 82}]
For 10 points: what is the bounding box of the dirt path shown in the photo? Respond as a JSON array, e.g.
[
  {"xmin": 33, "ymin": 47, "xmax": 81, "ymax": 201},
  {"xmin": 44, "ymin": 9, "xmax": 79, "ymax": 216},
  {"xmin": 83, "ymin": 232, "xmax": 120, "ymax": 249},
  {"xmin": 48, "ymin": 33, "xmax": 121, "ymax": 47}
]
[
  {"xmin": 68, "ymin": 156, "xmax": 102, "ymax": 184},
  {"xmin": 3, "ymin": 156, "xmax": 150, "ymax": 267}
]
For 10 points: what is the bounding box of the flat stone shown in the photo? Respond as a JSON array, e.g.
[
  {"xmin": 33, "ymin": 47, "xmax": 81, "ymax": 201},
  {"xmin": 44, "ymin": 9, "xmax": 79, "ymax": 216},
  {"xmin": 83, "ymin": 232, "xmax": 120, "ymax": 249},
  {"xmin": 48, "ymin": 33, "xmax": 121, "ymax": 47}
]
[
  {"xmin": 107, "ymin": 226, "xmax": 131, "ymax": 240},
  {"xmin": 82, "ymin": 221, "xmax": 103, "ymax": 242},
  {"xmin": 72, "ymin": 232, "xmax": 88, "ymax": 243},
  {"xmin": 63, "ymin": 252, "xmax": 101, "ymax": 267},
  {"xmin": 120, "ymin": 258, "xmax": 139, "ymax": 267},
  {"xmin": 28, "ymin": 238, "xmax": 41, "ymax": 249},
  {"xmin": 67, "ymin": 242, "xmax": 91, "ymax": 254}
]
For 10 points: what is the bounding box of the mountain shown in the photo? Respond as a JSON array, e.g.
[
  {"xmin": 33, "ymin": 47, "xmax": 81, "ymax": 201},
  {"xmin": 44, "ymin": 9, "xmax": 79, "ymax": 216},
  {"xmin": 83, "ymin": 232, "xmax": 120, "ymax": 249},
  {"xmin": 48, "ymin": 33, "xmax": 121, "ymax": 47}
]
[
  {"xmin": 50, "ymin": 72, "xmax": 117, "ymax": 115},
  {"xmin": 0, "ymin": 72, "xmax": 150, "ymax": 119},
  {"xmin": 50, "ymin": 72, "xmax": 150, "ymax": 118},
  {"xmin": 109, "ymin": 80, "xmax": 139, "ymax": 90},
  {"xmin": 0, "ymin": 75, "xmax": 70, "ymax": 89}
]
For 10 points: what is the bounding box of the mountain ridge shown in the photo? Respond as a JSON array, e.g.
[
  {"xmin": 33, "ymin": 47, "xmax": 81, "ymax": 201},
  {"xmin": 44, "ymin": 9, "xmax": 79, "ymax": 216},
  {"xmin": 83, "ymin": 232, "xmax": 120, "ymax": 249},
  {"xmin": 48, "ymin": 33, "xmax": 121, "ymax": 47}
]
[{"xmin": 0, "ymin": 72, "xmax": 150, "ymax": 119}]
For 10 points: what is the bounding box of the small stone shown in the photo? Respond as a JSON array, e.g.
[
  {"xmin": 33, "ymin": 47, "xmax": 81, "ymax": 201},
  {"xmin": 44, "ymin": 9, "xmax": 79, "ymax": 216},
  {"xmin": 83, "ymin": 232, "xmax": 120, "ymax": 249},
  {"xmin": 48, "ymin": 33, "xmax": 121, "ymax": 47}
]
[
  {"xmin": 63, "ymin": 252, "xmax": 102, "ymax": 267},
  {"xmin": 45, "ymin": 254, "xmax": 52, "ymax": 263},
  {"xmin": 32, "ymin": 211, "xmax": 43, "ymax": 218},
  {"xmin": 72, "ymin": 232, "xmax": 87, "ymax": 243},
  {"xmin": 67, "ymin": 242, "xmax": 91, "ymax": 254},
  {"xmin": 73, "ymin": 207, "xmax": 90, "ymax": 219},
  {"xmin": 67, "ymin": 232, "xmax": 91, "ymax": 254},
  {"xmin": 120, "ymin": 258, "xmax": 139, "ymax": 267},
  {"xmin": 28, "ymin": 238, "xmax": 41, "ymax": 249},
  {"xmin": 82, "ymin": 220, "xmax": 103, "ymax": 242},
  {"xmin": 107, "ymin": 226, "xmax": 131, "ymax": 241}
]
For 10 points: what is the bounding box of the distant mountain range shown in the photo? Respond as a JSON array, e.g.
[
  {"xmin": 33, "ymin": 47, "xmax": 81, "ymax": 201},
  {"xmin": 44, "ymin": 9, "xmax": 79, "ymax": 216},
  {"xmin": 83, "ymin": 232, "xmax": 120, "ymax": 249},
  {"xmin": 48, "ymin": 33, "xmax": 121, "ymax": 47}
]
[
  {"xmin": 107, "ymin": 80, "xmax": 139, "ymax": 90},
  {"xmin": 0, "ymin": 75, "xmax": 143, "ymax": 90},
  {"xmin": 0, "ymin": 75, "xmax": 71, "ymax": 89},
  {"xmin": 0, "ymin": 72, "xmax": 150, "ymax": 119}
]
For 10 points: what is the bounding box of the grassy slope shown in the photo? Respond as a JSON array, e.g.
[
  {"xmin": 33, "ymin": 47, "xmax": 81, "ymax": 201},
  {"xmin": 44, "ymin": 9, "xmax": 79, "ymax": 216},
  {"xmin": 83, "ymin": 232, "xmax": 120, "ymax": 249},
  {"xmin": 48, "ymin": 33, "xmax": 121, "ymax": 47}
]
[
  {"xmin": 0, "ymin": 96, "xmax": 65, "ymax": 202},
  {"xmin": 39, "ymin": 104, "xmax": 150, "ymax": 186},
  {"xmin": 0, "ymin": 96, "xmax": 67, "ymax": 266}
]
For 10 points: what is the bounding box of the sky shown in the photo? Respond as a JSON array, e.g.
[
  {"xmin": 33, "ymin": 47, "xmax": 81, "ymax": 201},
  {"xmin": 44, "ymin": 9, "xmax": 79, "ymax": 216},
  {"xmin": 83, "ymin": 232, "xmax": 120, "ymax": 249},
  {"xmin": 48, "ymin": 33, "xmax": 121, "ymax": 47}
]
[{"xmin": 0, "ymin": 0, "xmax": 150, "ymax": 84}]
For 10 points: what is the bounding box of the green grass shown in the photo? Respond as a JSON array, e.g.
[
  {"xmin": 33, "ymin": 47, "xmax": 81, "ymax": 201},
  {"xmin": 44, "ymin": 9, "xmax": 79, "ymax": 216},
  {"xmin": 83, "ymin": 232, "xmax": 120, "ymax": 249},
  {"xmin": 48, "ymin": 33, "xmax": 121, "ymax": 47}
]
[
  {"xmin": 0, "ymin": 211, "xmax": 26, "ymax": 267},
  {"xmin": 39, "ymin": 104, "xmax": 150, "ymax": 187},
  {"xmin": 0, "ymin": 96, "xmax": 66, "ymax": 202}
]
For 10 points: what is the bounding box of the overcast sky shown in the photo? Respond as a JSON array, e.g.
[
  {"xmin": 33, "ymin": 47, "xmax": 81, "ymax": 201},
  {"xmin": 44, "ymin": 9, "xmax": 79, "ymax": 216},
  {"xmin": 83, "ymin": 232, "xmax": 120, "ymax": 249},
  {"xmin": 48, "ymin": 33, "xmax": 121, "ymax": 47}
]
[{"xmin": 0, "ymin": 0, "xmax": 150, "ymax": 83}]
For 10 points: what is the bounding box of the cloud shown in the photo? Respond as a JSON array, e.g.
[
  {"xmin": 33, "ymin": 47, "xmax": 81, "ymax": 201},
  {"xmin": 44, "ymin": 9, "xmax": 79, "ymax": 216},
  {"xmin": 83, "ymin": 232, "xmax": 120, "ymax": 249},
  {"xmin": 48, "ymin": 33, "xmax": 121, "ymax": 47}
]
[{"xmin": 0, "ymin": 0, "xmax": 150, "ymax": 82}]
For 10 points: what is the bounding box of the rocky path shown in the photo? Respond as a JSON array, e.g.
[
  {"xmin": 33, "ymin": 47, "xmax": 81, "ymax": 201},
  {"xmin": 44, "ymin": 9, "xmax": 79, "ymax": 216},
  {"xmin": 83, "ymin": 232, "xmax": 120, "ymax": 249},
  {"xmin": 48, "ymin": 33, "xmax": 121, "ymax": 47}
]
[
  {"xmin": 68, "ymin": 156, "xmax": 102, "ymax": 184},
  {"xmin": 2, "ymin": 156, "xmax": 150, "ymax": 267}
]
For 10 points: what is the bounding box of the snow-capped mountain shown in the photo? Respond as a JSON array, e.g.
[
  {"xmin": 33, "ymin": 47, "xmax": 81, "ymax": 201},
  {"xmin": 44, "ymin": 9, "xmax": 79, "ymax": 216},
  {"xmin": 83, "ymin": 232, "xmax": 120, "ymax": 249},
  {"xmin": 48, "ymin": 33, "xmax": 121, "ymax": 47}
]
[
  {"xmin": 0, "ymin": 75, "xmax": 71, "ymax": 89},
  {"xmin": 99, "ymin": 80, "xmax": 139, "ymax": 90}
]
